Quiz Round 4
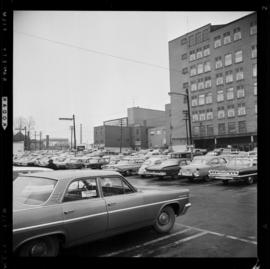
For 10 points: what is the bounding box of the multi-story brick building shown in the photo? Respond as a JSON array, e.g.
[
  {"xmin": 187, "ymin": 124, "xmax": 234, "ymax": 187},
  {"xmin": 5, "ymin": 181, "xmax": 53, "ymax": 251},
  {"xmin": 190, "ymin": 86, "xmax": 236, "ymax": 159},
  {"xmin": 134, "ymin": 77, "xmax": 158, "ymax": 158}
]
[{"xmin": 168, "ymin": 12, "xmax": 257, "ymax": 151}]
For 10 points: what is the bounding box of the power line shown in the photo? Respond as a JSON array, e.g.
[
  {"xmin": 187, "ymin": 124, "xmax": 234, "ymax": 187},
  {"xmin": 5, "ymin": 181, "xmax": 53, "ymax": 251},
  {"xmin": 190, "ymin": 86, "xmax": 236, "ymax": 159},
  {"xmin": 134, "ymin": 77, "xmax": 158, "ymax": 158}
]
[{"xmin": 14, "ymin": 30, "xmax": 182, "ymax": 74}]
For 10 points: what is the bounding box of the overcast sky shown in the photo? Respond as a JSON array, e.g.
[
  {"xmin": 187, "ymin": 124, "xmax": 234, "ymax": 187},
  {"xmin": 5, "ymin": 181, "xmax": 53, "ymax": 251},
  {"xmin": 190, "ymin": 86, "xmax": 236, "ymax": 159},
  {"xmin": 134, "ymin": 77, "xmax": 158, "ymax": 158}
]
[{"xmin": 13, "ymin": 11, "xmax": 253, "ymax": 144}]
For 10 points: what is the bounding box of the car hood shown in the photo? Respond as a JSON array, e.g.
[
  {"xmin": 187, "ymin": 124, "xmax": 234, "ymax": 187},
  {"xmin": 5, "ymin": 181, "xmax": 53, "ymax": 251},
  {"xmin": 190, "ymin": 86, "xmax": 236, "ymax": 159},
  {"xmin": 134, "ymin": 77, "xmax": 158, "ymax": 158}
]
[
  {"xmin": 147, "ymin": 163, "xmax": 178, "ymax": 170},
  {"xmin": 181, "ymin": 164, "xmax": 210, "ymax": 170}
]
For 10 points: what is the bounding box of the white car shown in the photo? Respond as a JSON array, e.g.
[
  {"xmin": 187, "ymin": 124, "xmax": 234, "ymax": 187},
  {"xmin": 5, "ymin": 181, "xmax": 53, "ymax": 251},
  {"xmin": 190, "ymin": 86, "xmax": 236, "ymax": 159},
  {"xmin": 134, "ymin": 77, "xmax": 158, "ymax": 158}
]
[{"xmin": 138, "ymin": 156, "xmax": 168, "ymax": 178}]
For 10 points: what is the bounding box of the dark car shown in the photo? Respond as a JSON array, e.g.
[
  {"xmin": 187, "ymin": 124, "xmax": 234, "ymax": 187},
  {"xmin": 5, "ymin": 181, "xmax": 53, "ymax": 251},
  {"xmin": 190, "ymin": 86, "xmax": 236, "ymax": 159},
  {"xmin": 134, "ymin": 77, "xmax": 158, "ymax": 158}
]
[
  {"xmin": 145, "ymin": 158, "xmax": 190, "ymax": 179},
  {"xmin": 84, "ymin": 157, "xmax": 110, "ymax": 169},
  {"xmin": 208, "ymin": 156, "xmax": 257, "ymax": 185},
  {"xmin": 13, "ymin": 170, "xmax": 191, "ymax": 256}
]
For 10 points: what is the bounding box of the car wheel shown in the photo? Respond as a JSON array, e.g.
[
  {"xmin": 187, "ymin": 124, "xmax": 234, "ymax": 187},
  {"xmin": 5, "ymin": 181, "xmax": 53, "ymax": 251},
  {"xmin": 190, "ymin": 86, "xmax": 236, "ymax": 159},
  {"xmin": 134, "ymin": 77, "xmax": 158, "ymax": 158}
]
[
  {"xmin": 204, "ymin": 175, "xmax": 211, "ymax": 182},
  {"xmin": 188, "ymin": 177, "xmax": 193, "ymax": 182},
  {"xmin": 171, "ymin": 174, "xmax": 178, "ymax": 180},
  {"xmin": 153, "ymin": 206, "xmax": 175, "ymax": 234},
  {"xmin": 222, "ymin": 180, "xmax": 229, "ymax": 185},
  {"xmin": 246, "ymin": 176, "xmax": 254, "ymax": 185},
  {"xmin": 140, "ymin": 175, "xmax": 145, "ymax": 178},
  {"xmin": 18, "ymin": 236, "xmax": 59, "ymax": 257},
  {"xmin": 158, "ymin": 176, "xmax": 163, "ymax": 180}
]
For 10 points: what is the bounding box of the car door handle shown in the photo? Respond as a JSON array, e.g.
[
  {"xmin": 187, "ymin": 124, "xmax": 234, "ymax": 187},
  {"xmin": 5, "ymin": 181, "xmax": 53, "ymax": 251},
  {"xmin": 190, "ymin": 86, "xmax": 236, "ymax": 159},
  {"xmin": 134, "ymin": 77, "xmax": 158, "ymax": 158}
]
[
  {"xmin": 64, "ymin": 210, "xmax": 75, "ymax": 214},
  {"xmin": 107, "ymin": 202, "xmax": 116, "ymax": 206}
]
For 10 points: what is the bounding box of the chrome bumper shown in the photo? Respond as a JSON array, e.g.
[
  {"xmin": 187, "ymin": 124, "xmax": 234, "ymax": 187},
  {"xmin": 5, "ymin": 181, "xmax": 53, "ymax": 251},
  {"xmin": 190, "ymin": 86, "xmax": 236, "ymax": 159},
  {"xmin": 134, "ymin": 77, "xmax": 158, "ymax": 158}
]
[{"xmin": 181, "ymin": 202, "xmax": 191, "ymax": 215}]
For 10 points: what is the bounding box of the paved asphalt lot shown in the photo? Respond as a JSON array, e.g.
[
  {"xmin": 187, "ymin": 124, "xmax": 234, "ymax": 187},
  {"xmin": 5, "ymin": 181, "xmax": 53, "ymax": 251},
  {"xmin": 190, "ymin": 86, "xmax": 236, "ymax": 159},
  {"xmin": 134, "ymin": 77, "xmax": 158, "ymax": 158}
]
[{"xmin": 60, "ymin": 175, "xmax": 257, "ymax": 257}]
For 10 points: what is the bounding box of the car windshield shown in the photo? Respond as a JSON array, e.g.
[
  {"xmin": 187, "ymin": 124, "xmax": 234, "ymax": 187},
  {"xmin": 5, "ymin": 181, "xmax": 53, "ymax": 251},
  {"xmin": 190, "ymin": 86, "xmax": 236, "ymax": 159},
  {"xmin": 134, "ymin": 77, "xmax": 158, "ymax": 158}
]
[
  {"xmin": 160, "ymin": 159, "xmax": 179, "ymax": 166},
  {"xmin": 227, "ymin": 158, "xmax": 251, "ymax": 168},
  {"xmin": 13, "ymin": 176, "xmax": 57, "ymax": 205},
  {"xmin": 89, "ymin": 158, "xmax": 99, "ymax": 163},
  {"xmin": 191, "ymin": 158, "xmax": 208, "ymax": 165}
]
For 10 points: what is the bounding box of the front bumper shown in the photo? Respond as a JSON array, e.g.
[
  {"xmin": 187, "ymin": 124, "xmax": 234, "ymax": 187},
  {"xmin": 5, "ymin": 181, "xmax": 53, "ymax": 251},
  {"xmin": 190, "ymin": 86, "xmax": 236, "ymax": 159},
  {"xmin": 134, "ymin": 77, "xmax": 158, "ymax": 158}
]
[
  {"xmin": 180, "ymin": 202, "xmax": 191, "ymax": 215},
  {"xmin": 145, "ymin": 171, "xmax": 167, "ymax": 176}
]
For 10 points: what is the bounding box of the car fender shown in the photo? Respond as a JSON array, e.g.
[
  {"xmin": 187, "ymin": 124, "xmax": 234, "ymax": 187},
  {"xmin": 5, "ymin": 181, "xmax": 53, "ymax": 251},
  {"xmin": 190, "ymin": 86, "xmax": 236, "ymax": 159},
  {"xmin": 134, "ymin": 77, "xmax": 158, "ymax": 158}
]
[
  {"xmin": 155, "ymin": 201, "xmax": 181, "ymax": 218},
  {"xmin": 14, "ymin": 230, "xmax": 68, "ymax": 252}
]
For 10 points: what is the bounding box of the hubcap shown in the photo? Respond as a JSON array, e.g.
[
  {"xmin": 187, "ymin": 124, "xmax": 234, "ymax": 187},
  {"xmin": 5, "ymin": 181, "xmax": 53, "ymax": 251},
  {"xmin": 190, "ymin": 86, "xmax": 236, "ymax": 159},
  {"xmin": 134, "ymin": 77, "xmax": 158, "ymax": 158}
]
[
  {"xmin": 158, "ymin": 212, "xmax": 170, "ymax": 225},
  {"xmin": 30, "ymin": 242, "xmax": 47, "ymax": 256}
]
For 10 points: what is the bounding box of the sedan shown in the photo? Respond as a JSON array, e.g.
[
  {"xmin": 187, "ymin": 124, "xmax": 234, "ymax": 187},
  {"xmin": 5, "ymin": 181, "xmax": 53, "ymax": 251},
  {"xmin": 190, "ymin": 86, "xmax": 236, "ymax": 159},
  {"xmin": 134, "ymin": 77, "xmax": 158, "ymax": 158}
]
[
  {"xmin": 179, "ymin": 156, "xmax": 228, "ymax": 182},
  {"xmin": 208, "ymin": 156, "xmax": 257, "ymax": 185},
  {"xmin": 13, "ymin": 170, "xmax": 191, "ymax": 256}
]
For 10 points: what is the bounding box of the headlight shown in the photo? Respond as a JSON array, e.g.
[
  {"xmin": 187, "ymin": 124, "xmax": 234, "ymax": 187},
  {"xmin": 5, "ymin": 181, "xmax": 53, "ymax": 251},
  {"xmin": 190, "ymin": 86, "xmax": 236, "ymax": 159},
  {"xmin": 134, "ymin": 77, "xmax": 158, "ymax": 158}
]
[{"xmin": 193, "ymin": 169, "xmax": 200, "ymax": 177}]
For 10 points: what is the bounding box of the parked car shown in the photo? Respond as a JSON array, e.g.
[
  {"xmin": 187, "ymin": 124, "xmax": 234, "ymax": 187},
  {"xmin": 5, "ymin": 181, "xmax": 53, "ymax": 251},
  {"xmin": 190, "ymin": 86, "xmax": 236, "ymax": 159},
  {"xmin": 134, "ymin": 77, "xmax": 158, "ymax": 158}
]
[
  {"xmin": 65, "ymin": 157, "xmax": 85, "ymax": 169},
  {"xmin": 84, "ymin": 157, "xmax": 110, "ymax": 169},
  {"xmin": 13, "ymin": 166, "xmax": 53, "ymax": 180},
  {"xmin": 53, "ymin": 157, "xmax": 71, "ymax": 169},
  {"xmin": 145, "ymin": 158, "xmax": 190, "ymax": 179},
  {"xmin": 102, "ymin": 158, "xmax": 145, "ymax": 176},
  {"xmin": 138, "ymin": 155, "xmax": 168, "ymax": 178},
  {"xmin": 13, "ymin": 169, "xmax": 191, "ymax": 256},
  {"xmin": 208, "ymin": 156, "xmax": 257, "ymax": 185},
  {"xmin": 179, "ymin": 155, "xmax": 228, "ymax": 182}
]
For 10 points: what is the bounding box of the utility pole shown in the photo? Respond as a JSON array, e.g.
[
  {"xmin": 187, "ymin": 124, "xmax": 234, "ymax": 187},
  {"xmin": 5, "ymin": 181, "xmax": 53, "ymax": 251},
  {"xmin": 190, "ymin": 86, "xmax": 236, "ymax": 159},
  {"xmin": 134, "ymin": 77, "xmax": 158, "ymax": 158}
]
[
  {"xmin": 185, "ymin": 88, "xmax": 193, "ymax": 146},
  {"xmin": 73, "ymin": 114, "xmax": 76, "ymax": 150},
  {"xmin": 27, "ymin": 131, "xmax": 30, "ymax": 151},
  {"xmin": 120, "ymin": 119, "xmax": 123, "ymax": 153},
  {"xmin": 34, "ymin": 131, "xmax": 37, "ymax": 150},
  {"xmin": 183, "ymin": 110, "xmax": 189, "ymax": 145},
  {"xmin": 39, "ymin": 131, "xmax": 42, "ymax": 150},
  {"xmin": 70, "ymin": 126, "xmax": 73, "ymax": 149},
  {"xmin": 80, "ymin": 124, "xmax": 82, "ymax": 144}
]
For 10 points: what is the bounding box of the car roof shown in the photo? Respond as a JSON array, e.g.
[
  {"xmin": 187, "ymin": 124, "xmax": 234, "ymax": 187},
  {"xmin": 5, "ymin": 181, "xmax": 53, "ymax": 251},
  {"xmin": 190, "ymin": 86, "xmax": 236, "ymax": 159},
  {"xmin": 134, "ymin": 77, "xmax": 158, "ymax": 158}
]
[
  {"xmin": 13, "ymin": 166, "xmax": 53, "ymax": 171},
  {"xmin": 20, "ymin": 169, "xmax": 121, "ymax": 180}
]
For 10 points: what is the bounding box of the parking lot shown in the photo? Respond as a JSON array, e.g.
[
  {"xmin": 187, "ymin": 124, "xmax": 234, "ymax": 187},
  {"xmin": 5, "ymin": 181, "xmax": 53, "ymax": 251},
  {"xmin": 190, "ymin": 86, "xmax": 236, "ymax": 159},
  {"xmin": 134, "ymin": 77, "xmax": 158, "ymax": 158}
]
[{"xmin": 60, "ymin": 175, "xmax": 257, "ymax": 257}]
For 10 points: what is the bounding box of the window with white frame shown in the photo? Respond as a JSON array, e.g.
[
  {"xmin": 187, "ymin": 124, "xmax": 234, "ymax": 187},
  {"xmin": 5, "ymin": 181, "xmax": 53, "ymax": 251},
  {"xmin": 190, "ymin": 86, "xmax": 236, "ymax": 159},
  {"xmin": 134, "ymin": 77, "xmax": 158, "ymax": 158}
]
[
  {"xmin": 204, "ymin": 61, "xmax": 211, "ymax": 72},
  {"xmin": 238, "ymin": 103, "xmax": 246, "ymax": 116},
  {"xmin": 192, "ymin": 112, "xmax": 199, "ymax": 122},
  {"xmin": 198, "ymin": 94, "xmax": 205, "ymax": 105},
  {"xmin": 198, "ymin": 78, "xmax": 204, "ymax": 90},
  {"xmin": 190, "ymin": 65, "xmax": 197, "ymax": 76},
  {"xmin": 197, "ymin": 63, "xmax": 204, "ymax": 74},
  {"xmin": 189, "ymin": 50, "xmax": 196, "ymax": 61},
  {"xmin": 199, "ymin": 111, "xmax": 206, "ymax": 121},
  {"xmin": 251, "ymin": 45, "xmax": 257, "ymax": 58},
  {"xmin": 253, "ymin": 63, "xmax": 257, "ymax": 77},
  {"xmin": 236, "ymin": 67, "xmax": 244, "ymax": 81},
  {"xmin": 206, "ymin": 92, "xmax": 212, "ymax": 104},
  {"xmin": 206, "ymin": 109, "xmax": 213, "ymax": 120},
  {"xmin": 203, "ymin": 45, "xmax": 210, "ymax": 56},
  {"xmin": 216, "ymin": 73, "xmax": 224, "ymax": 86},
  {"xmin": 233, "ymin": 27, "xmax": 242, "ymax": 41},
  {"xmin": 215, "ymin": 56, "xmax": 223, "ymax": 69},
  {"xmin": 255, "ymin": 102, "xmax": 257, "ymax": 114},
  {"xmin": 214, "ymin": 36, "xmax": 221, "ymax": 48},
  {"xmin": 250, "ymin": 22, "xmax": 257, "ymax": 35},
  {"xmin": 225, "ymin": 70, "xmax": 233, "ymax": 83},
  {"xmin": 224, "ymin": 53, "xmax": 232, "ymax": 66},
  {"xmin": 254, "ymin": 82, "xmax": 257, "ymax": 95},
  {"xmin": 181, "ymin": 53, "xmax": 187, "ymax": 60},
  {"xmin": 205, "ymin": 77, "xmax": 212, "ymax": 88},
  {"xmin": 191, "ymin": 96, "xmax": 198, "ymax": 106},
  {"xmin": 217, "ymin": 90, "xmax": 224, "ymax": 102},
  {"xmin": 227, "ymin": 105, "xmax": 235, "ymax": 118},
  {"xmin": 237, "ymin": 85, "xmax": 245, "ymax": 98},
  {"xmin": 196, "ymin": 48, "xmax": 203, "ymax": 59},
  {"xmin": 191, "ymin": 81, "xmax": 197, "ymax": 92},
  {"xmin": 235, "ymin": 50, "xmax": 243, "ymax": 63},
  {"xmin": 226, "ymin": 87, "xmax": 234, "ymax": 100},
  {"xmin": 223, "ymin": 32, "xmax": 231, "ymax": 44},
  {"xmin": 217, "ymin": 107, "xmax": 225, "ymax": 119}
]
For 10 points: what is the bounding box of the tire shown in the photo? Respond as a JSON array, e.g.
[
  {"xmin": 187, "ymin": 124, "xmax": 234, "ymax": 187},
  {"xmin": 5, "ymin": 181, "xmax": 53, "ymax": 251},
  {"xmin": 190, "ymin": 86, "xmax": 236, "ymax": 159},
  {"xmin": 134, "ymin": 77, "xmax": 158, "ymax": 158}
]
[
  {"xmin": 204, "ymin": 175, "xmax": 211, "ymax": 182},
  {"xmin": 158, "ymin": 176, "xmax": 164, "ymax": 180},
  {"xmin": 171, "ymin": 174, "xmax": 179, "ymax": 180},
  {"xmin": 140, "ymin": 175, "xmax": 145, "ymax": 178},
  {"xmin": 188, "ymin": 177, "xmax": 194, "ymax": 182},
  {"xmin": 153, "ymin": 206, "xmax": 175, "ymax": 234},
  {"xmin": 222, "ymin": 180, "xmax": 229, "ymax": 185},
  {"xmin": 18, "ymin": 236, "xmax": 59, "ymax": 257},
  {"xmin": 246, "ymin": 176, "xmax": 254, "ymax": 185}
]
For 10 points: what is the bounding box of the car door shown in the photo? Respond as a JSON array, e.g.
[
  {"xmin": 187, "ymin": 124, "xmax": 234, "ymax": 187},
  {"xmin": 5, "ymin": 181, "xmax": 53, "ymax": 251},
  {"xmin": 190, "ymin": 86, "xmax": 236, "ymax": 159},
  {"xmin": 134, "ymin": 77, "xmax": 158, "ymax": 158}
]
[
  {"xmin": 99, "ymin": 176, "xmax": 147, "ymax": 235},
  {"xmin": 61, "ymin": 177, "xmax": 108, "ymax": 244}
]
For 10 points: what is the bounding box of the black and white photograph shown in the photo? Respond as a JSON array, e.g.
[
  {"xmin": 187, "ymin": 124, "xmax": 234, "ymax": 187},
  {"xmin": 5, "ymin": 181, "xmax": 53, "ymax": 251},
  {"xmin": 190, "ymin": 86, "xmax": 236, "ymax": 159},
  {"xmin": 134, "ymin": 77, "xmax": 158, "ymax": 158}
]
[{"xmin": 2, "ymin": 4, "xmax": 269, "ymax": 267}]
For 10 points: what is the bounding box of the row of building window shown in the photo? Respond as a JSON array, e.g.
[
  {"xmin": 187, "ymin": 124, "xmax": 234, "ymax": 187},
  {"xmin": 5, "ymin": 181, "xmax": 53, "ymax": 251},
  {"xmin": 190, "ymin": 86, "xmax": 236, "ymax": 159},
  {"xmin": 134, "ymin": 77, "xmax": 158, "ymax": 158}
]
[
  {"xmin": 192, "ymin": 102, "xmax": 257, "ymax": 122},
  {"xmin": 191, "ymin": 83, "xmax": 257, "ymax": 106},
  {"xmin": 193, "ymin": 120, "xmax": 248, "ymax": 136},
  {"xmin": 213, "ymin": 22, "xmax": 257, "ymax": 49},
  {"xmin": 188, "ymin": 45, "xmax": 210, "ymax": 62}
]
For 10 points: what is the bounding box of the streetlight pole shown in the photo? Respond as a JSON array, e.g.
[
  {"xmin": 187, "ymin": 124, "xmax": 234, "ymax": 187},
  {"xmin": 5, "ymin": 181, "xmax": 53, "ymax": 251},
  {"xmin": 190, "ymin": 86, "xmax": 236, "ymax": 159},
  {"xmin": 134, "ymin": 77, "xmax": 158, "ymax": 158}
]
[{"xmin": 59, "ymin": 115, "xmax": 76, "ymax": 150}]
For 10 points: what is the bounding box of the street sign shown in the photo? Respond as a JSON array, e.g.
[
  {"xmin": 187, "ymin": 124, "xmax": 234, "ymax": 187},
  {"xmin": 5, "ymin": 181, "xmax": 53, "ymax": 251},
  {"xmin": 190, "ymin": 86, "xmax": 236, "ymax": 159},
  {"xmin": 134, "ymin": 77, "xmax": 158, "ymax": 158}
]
[{"xmin": 77, "ymin": 145, "xmax": 85, "ymax": 151}]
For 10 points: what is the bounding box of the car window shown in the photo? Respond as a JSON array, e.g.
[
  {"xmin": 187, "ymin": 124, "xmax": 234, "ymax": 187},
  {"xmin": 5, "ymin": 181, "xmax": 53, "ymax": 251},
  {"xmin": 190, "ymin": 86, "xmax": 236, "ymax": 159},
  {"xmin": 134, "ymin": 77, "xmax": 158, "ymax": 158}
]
[
  {"xmin": 100, "ymin": 177, "xmax": 134, "ymax": 197},
  {"xmin": 63, "ymin": 178, "xmax": 99, "ymax": 202},
  {"xmin": 218, "ymin": 158, "xmax": 227, "ymax": 164}
]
